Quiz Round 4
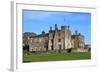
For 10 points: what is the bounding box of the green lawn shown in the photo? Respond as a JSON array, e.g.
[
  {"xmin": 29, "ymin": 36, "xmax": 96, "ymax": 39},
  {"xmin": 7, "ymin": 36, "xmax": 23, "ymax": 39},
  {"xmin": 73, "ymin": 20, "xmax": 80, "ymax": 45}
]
[{"xmin": 23, "ymin": 52, "xmax": 91, "ymax": 63}]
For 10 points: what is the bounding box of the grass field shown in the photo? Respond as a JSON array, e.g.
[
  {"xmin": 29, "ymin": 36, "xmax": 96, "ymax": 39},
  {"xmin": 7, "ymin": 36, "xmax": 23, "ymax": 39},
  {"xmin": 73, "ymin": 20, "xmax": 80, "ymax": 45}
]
[{"xmin": 23, "ymin": 52, "xmax": 91, "ymax": 63}]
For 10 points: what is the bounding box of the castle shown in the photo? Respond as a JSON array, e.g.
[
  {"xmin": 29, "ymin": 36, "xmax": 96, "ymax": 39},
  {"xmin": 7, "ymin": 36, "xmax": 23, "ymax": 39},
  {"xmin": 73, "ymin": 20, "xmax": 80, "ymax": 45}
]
[{"xmin": 27, "ymin": 24, "xmax": 85, "ymax": 52}]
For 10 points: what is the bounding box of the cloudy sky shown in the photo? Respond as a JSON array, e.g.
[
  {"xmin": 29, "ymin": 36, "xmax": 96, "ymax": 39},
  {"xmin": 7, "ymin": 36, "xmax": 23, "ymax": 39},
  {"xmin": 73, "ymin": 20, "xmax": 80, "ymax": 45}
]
[{"xmin": 23, "ymin": 10, "xmax": 91, "ymax": 44}]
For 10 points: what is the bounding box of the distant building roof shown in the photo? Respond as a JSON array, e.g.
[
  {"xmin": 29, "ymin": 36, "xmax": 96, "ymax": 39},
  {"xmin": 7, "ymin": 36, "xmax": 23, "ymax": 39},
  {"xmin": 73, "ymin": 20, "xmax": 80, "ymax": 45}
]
[{"xmin": 30, "ymin": 33, "xmax": 49, "ymax": 38}]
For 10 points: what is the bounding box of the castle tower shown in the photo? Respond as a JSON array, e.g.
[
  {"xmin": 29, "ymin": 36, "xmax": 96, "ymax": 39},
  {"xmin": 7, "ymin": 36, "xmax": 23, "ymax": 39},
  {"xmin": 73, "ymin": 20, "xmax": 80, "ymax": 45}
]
[
  {"xmin": 48, "ymin": 26, "xmax": 54, "ymax": 51},
  {"xmin": 53, "ymin": 24, "xmax": 59, "ymax": 50},
  {"xmin": 61, "ymin": 25, "xmax": 72, "ymax": 49},
  {"xmin": 78, "ymin": 33, "xmax": 84, "ymax": 49},
  {"xmin": 71, "ymin": 31, "xmax": 84, "ymax": 49}
]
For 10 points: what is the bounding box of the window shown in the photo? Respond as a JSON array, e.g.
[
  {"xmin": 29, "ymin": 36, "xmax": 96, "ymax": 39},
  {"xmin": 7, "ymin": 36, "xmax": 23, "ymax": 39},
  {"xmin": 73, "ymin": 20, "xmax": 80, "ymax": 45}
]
[
  {"xmin": 51, "ymin": 39, "xmax": 53, "ymax": 43},
  {"xmin": 51, "ymin": 45, "xmax": 53, "ymax": 50},
  {"xmin": 30, "ymin": 39, "xmax": 32, "ymax": 43},
  {"xmin": 39, "ymin": 38, "xmax": 41, "ymax": 42},
  {"xmin": 59, "ymin": 44, "xmax": 62, "ymax": 50},
  {"xmin": 58, "ymin": 39, "xmax": 61, "ymax": 42}
]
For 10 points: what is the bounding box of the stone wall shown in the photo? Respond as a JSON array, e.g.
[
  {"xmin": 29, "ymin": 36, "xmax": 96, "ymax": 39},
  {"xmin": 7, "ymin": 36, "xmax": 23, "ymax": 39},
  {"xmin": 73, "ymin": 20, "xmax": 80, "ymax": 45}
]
[
  {"xmin": 29, "ymin": 35, "xmax": 48, "ymax": 52},
  {"xmin": 28, "ymin": 25, "xmax": 85, "ymax": 53}
]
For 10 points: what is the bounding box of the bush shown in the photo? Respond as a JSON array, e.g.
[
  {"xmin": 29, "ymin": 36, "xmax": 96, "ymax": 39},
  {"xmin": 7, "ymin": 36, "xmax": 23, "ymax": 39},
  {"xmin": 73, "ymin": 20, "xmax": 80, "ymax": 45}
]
[{"xmin": 67, "ymin": 48, "xmax": 72, "ymax": 53}]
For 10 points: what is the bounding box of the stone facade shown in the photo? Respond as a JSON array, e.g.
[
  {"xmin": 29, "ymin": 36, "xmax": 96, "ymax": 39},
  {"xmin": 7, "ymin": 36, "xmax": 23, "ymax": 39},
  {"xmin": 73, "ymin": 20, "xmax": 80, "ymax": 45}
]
[
  {"xmin": 28, "ymin": 24, "xmax": 85, "ymax": 52},
  {"xmin": 23, "ymin": 32, "xmax": 36, "ymax": 46},
  {"xmin": 71, "ymin": 31, "xmax": 84, "ymax": 49},
  {"xmin": 28, "ymin": 33, "xmax": 48, "ymax": 52}
]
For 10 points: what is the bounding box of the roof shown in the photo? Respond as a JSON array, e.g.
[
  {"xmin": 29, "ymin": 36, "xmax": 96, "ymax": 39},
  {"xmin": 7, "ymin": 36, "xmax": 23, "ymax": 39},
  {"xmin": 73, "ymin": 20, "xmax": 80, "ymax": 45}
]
[
  {"xmin": 71, "ymin": 34, "xmax": 84, "ymax": 38},
  {"xmin": 30, "ymin": 33, "xmax": 49, "ymax": 38}
]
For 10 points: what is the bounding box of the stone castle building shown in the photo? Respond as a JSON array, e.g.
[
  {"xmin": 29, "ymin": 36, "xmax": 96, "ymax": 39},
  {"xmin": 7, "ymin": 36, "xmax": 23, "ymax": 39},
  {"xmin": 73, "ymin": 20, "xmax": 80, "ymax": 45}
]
[{"xmin": 27, "ymin": 24, "xmax": 85, "ymax": 52}]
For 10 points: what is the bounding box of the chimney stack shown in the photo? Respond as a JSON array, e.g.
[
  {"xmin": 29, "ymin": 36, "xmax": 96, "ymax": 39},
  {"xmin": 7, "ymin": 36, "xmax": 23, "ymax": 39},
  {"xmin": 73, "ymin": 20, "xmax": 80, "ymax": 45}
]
[
  {"xmin": 55, "ymin": 24, "xmax": 58, "ymax": 30},
  {"xmin": 75, "ymin": 30, "xmax": 78, "ymax": 35},
  {"xmin": 50, "ymin": 26, "xmax": 52, "ymax": 31}
]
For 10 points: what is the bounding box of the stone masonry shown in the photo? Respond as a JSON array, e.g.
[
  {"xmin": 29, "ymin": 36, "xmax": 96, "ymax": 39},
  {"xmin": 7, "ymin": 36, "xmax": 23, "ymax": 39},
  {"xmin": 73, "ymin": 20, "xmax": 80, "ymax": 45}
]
[{"xmin": 28, "ymin": 24, "xmax": 84, "ymax": 52}]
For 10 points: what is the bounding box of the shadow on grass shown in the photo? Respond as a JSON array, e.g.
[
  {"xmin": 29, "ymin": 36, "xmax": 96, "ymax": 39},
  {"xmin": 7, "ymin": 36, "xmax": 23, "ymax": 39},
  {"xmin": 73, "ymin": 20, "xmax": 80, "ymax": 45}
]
[{"xmin": 23, "ymin": 61, "xmax": 32, "ymax": 63}]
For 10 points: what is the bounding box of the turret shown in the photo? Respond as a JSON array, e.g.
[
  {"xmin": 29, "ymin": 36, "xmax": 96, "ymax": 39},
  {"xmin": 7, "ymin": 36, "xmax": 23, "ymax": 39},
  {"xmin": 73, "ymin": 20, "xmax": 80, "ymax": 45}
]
[
  {"xmin": 75, "ymin": 30, "xmax": 78, "ymax": 35},
  {"xmin": 49, "ymin": 26, "xmax": 52, "ymax": 32},
  {"xmin": 42, "ymin": 31, "xmax": 45, "ymax": 35},
  {"xmin": 50, "ymin": 26, "xmax": 52, "ymax": 30},
  {"xmin": 55, "ymin": 24, "xmax": 58, "ymax": 30},
  {"xmin": 61, "ymin": 25, "xmax": 67, "ymax": 31},
  {"xmin": 79, "ymin": 33, "xmax": 81, "ymax": 35}
]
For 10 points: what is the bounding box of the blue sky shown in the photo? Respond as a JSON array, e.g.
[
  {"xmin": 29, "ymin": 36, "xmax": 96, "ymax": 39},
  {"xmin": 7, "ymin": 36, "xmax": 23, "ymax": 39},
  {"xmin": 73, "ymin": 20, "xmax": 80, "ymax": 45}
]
[{"xmin": 23, "ymin": 10, "xmax": 91, "ymax": 44}]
